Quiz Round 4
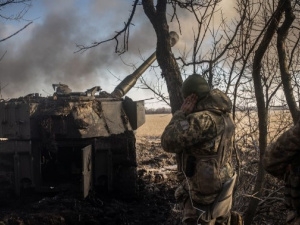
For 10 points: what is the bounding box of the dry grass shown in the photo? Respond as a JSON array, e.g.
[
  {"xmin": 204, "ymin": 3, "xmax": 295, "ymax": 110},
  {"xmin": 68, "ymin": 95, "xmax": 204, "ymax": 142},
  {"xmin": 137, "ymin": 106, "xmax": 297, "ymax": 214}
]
[
  {"xmin": 136, "ymin": 111, "xmax": 293, "ymax": 142},
  {"xmin": 136, "ymin": 114, "xmax": 172, "ymax": 138}
]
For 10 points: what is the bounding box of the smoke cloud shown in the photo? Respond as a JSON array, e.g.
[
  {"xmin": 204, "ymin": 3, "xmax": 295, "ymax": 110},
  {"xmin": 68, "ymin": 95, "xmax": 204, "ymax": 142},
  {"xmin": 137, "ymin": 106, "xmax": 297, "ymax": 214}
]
[{"xmin": 0, "ymin": 1, "xmax": 156, "ymax": 98}]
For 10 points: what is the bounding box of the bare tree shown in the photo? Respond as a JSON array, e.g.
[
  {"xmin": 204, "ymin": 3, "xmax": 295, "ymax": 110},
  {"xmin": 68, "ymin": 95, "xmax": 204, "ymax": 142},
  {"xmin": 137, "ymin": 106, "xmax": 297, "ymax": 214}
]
[
  {"xmin": 142, "ymin": 0, "xmax": 184, "ymax": 113},
  {"xmin": 243, "ymin": 0, "xmax": 286, "ymax": 223},
  {"xmin": 0, "ymin": 0, "xmax": 33, "ymax": 43},
  {"xmin": 277, "ymin": 0, "xmax": 299, "ymax": 123}
]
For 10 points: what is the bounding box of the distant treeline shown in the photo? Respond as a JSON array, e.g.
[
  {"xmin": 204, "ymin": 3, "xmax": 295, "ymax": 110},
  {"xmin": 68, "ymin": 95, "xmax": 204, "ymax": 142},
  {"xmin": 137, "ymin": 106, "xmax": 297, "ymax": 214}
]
[
  {"xmin": 145, "ymin": 105, "xmax": 288, "ymax": 114},
  {"xmin": 236, "ymin": 105, "xmax": 289, "ymax": 111},
  {"xmin": 145, "ymin": 107, "xmax": 171, "ymax": 114}
]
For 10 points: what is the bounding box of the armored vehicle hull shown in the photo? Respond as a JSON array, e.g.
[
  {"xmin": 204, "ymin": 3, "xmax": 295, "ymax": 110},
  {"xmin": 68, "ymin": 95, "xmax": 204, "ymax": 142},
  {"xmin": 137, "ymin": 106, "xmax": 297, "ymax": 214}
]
[{"xmin": 0, "ymin": 93, "xmax": 144, "ymax": 199}]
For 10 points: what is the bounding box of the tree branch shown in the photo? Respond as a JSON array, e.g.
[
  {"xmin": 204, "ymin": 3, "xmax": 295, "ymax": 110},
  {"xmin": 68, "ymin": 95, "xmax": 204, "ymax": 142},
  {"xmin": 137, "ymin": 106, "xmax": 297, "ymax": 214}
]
[
  {"xmin": 75, "ymin": 0, "xmax": 139, "ymax": 54},
  {"xmin": 0, "ymin": 21, "xmax": 32, "ymax": 42}
]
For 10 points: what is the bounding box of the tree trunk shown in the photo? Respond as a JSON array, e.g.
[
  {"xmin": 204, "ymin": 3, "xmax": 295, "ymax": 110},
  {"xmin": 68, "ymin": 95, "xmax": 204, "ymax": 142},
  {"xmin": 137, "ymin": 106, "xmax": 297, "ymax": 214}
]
[
  {"xmin": 142, "ymin": 0, "xmax": 183, "ymax": 113},
  {"xmin": 244, "ymin": 1, "xmax": 285, "ymax": 224},
  {"xmin": 277, "ymin": 0, "xmax": 299, "ymax": 124}
]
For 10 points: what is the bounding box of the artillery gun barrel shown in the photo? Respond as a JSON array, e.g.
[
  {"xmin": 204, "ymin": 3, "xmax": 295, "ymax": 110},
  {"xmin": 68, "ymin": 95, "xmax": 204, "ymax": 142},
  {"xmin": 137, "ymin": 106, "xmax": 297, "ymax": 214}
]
[
  {"xmin": 111, "ymin": 52, "xmax": 156, "ymax": 98},
  {"xmin": 111, "ymin": 31, "xmax": 179, "ymax": 98}
]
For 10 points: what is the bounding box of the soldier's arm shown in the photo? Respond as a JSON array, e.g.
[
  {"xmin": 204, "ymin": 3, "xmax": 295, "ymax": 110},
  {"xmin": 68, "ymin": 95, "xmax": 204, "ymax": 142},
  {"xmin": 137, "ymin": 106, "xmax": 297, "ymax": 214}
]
[
  {"xmin": 263, "ymin": 120, "xmax": 300, "ymax": 179},
  {"xmin": 161, "ymin": 110, "xmax": 217, "ymax": 153}
]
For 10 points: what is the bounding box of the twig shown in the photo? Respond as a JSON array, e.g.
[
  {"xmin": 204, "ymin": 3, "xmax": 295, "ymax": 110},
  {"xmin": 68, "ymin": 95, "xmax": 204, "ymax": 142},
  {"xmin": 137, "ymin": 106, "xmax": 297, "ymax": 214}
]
[
  {"xmin": 242, "ymin": 192, "xmax": 263, "ymax": 201},
  {"xmin": 258, "ymin": 186, "xmax": 284, "ymax": 206},
  {"xmin": 0, "ymin": 21, "xmax": 32, "ymax": 42}
]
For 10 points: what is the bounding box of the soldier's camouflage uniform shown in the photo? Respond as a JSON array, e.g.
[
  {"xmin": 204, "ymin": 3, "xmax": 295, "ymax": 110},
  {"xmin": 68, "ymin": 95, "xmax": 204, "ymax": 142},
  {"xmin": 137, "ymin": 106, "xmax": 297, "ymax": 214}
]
[
  {"xmin": 263, "ymin": 119, "xmax": 300, "ymax": 225},
  {"xmin": 161, "ymin": 89, "xmax": 236, "ymax": 225}
]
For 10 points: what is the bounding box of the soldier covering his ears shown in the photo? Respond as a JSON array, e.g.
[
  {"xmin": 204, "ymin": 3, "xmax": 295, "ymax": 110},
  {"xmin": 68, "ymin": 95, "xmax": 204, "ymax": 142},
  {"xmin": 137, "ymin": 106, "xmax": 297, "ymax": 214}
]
[{"xmin": 161, "ymin": 74, "xmax": 242, "ymax": 225}]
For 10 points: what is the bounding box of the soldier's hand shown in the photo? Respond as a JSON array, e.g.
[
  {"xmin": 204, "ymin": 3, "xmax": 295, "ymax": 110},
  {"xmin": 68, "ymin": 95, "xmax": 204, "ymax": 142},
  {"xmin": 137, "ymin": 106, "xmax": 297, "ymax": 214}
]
[{"xmin": 181, "ymin": 94, "xmax": 198, "ymax": 115}]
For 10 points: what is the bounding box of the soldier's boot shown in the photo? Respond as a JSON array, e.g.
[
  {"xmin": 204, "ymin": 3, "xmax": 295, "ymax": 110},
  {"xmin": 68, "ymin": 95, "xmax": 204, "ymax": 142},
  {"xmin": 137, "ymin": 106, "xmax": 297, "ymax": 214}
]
[{"xmin": 230, "ymin": 211, "xmax": 243, "ymax": 225}]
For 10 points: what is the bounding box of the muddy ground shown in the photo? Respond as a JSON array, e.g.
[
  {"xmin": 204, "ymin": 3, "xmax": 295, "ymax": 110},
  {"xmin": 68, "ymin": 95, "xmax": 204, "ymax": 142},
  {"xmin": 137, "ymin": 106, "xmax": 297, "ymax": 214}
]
[
  {"xmin": 0, "ymin": 137, "xmax": 181, "ymax": 225},
  {"xmin": 0, "ymin": 135, "xmax": 287, "ymax": 225}
]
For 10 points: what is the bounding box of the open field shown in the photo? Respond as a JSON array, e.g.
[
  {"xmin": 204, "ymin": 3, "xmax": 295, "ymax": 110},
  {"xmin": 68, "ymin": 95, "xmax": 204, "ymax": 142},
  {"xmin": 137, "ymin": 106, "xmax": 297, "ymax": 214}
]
[
  {"xmin": 136, "ymin": 114, "xmax": 172, "ymax": 138},
  {"xmin": 137, "ymin": 111, "xmax": 294, "ymax": 149}
]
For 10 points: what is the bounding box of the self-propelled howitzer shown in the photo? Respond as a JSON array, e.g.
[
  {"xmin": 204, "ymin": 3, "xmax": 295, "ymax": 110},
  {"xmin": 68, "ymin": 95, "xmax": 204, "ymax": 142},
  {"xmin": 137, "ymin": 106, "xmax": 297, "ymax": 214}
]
[{"xmin": 0, "ymin": 32, "xmax": 179, "ymax": 199}]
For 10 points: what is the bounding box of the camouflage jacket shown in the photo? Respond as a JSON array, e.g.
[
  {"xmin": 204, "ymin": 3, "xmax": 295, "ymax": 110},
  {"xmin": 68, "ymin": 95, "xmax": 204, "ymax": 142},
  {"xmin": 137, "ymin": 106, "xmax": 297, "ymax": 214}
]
[
  {"xmin": 161, "ymin": 108, "xmax": 222, "ymax": 155},
  {"xmin": 263, "ymin": 119, "xmax": 300, "ymax": 180},
  {"xmin": 161, "ymin": 89, "xmax": 235, "ymax": 204},
  {"xmin": 161, "ymin": 89, "xmax": 234, "ymax": 157}
]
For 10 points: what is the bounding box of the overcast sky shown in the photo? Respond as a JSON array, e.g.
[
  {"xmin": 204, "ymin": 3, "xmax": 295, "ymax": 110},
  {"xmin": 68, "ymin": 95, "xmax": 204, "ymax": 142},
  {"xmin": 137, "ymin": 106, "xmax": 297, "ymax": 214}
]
[{"xmin": 0, "ymin": 0, "xmax": 237, "ymax": 108}]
